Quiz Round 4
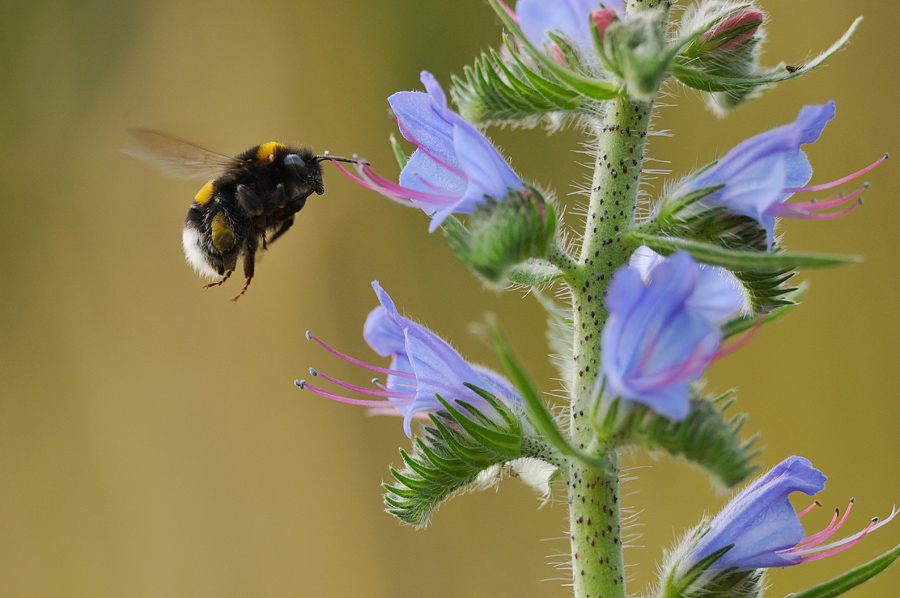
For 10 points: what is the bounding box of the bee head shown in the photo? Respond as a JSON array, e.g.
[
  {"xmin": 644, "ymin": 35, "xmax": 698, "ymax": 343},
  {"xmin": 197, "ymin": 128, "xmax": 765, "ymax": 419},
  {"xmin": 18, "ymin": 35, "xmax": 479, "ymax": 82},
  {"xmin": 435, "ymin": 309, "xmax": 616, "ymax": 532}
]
[{"xmin": 284, "ymin": 153, "xmax": 324, "ymax": 195}]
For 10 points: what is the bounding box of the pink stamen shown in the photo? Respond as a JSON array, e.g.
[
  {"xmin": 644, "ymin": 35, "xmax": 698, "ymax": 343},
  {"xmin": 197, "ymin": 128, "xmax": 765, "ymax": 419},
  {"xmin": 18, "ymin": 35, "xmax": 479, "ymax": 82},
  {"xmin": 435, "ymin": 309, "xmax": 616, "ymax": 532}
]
[
  {"xmin": 768, "ymin": 185, "xmax": 866, "ymax": 219},
  {"xmin": 306, "ymin": 331, "xmax": 415, "ymax": 380},
  {"xmin": 297, "ymin": 379, "xmax": 415, "ymax": 408},
  {"xmin": 775, "ymin": 185, "xmax": 867, "ymax": 213},
  {"xmin": 797, "ymin": 500, "xmax": 822, "ymax": 518},
  {"xmin": 359, "ymin": 163, "xmax": 460, "ymax": 208},
  {"xmin": 783, "ymin": 502, "xmax": 899, "ymax": 563},
  {"xmin": 309, "ymin": 369, "xmax": 415, "ymax": 399},
  {"xmin": 782, "ymin": 153, "xmax": 888, "ymax": 194},
  {"xmin": 798, "ymin": 518, "xmax": 876, "ymax": 563},
  {"xmin": 778, "ymin": 199, "xmax": 861, "ymax": 221},
  {"xmin": 794, "ymin": 502, "xmax": 851, "ymax": 550},
  {"xmin": 714, "ymin": 324, "xmax": 759, "ymax": 360}
]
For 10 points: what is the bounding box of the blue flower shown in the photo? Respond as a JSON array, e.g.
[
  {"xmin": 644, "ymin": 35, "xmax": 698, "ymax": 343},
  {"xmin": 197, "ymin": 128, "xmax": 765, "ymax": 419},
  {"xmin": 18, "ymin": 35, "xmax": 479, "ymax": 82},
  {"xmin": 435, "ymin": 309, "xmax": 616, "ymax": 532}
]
[
  {"xmin": 514, "ymin": 0, "xmax": 624, "ymax": 48},
  {"xmin": 601, "ymin": 250, "xmax": 743, "ymax": 420},
  {"xmin": 674, "ymin": 101, "xmax": 886, "ymax": 249},
  {"xmin": 337, "ymin": 71, "xmax": 523, "ymax": 232},
  {"xmin": 298, "ymin": 281, "xmax": 524, "ymax": 437},
  {"xmin": 687, "ymin": 456, "xmax": 897, "ymax": 571}
]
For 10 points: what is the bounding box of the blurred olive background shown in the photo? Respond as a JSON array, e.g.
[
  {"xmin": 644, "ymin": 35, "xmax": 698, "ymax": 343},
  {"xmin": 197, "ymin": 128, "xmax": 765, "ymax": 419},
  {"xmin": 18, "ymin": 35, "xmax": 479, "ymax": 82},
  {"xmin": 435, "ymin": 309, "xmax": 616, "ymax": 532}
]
[{"xmin": 1, "ymin": 1, "xmax": 899, "ymax": 596}]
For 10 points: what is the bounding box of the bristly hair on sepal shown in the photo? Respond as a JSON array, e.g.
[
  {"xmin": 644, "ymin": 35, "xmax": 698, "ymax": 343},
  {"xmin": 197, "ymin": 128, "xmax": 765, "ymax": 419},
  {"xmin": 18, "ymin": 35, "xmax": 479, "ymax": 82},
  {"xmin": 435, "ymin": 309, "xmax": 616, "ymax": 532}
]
[
  {"xmin": 383, "ymin": 384, "xmax": 560, "ymax": 528},
  {"xmin": 596, "ymin": 385, "xmax": 760, "ymax": 489},
  {"xmin": 441, "ymin": 185, "xmax": 559, "ymax": 287},
  {"xmin": 655, "ymin": 527, "xmax": 766, "ymax": 598}
]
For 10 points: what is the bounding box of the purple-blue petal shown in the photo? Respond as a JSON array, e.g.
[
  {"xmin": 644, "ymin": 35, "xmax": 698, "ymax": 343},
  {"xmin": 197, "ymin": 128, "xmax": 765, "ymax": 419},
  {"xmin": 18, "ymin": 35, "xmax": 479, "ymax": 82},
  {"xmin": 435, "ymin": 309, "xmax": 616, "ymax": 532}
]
[
  {"xmin": 369, "ymin": 281, "xmax": 521, "ymax": 437},
  {"xmin": 389, "ymin": 91, "xmax": 460, "ymax": 182},
  {"xmin": 691, "ymin": 456, "xmax": 827, "ymax": 570},
  {"xmin": 602, "ymin": 252, "xmax": 721, "ymax": 419},
  {"xmin": 364, "ymin": 305, "xmax": 406, "ymax": 357},
  {"xmin": 516, "ymin": 0, "xmax": 623, "ymax": 47}
]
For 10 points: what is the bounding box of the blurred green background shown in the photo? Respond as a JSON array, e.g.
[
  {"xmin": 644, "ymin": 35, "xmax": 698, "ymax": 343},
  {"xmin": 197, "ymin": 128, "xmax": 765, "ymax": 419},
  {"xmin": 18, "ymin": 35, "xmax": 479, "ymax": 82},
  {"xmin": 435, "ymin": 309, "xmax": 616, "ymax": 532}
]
[{"xmin": 1, "ymin": 1, "xmax": 898, "ymax": 596}]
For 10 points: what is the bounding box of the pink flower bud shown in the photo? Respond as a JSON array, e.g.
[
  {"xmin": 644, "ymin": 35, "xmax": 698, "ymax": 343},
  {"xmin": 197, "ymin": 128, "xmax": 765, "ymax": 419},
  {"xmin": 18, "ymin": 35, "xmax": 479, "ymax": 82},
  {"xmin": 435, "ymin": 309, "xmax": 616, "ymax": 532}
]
[
  {"xmin": 701, "ymin": 7, "xmax": 764, "ymax": 53},
  {"xmin": 591, "ymin": 8, "xmax": 617, "ymax": 40}
]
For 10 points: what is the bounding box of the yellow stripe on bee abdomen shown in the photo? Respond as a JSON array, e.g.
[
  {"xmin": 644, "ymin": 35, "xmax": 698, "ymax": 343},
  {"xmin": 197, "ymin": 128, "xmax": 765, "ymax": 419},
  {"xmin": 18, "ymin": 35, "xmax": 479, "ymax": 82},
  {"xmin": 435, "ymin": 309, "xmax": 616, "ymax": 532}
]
[
  {"xmin": 256, "ymin": 142, "xmax": 285, "ymax": 162},
  {"xmin": 194, "ymin": 180, "xmax": 215, "ymax": 205}
]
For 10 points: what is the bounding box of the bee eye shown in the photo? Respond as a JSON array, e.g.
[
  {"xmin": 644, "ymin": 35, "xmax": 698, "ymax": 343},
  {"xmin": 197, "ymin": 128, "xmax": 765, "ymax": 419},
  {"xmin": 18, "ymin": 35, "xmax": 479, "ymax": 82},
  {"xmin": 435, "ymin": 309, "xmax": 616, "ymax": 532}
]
[{"xmin": 284, "ymin": 153, "xmax": 308, "ymax": 175}]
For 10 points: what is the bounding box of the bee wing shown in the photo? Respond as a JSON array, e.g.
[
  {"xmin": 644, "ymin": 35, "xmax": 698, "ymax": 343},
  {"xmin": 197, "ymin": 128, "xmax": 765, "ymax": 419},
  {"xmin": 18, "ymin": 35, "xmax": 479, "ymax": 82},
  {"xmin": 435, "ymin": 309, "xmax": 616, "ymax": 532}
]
[{"xmin": 123, "ymin": 129, "xmax": 243, "ymax": 180}]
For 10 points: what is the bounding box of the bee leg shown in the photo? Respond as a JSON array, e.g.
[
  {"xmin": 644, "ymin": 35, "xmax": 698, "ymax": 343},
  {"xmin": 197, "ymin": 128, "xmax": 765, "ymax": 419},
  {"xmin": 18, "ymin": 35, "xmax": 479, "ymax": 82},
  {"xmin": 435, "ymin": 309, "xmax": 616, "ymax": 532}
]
[
  {"xmin": 231, "ymin": 243, "xmax": 257, "ymax": 302},
  {"xmin": 203, "ymin": 269, "xmax": 233, "ymax": 290},
  {"xmin": 274, "ymin": 183, "xmax": 288, "ymax": 208},
  {"xmin": 236, "ymin": 184, "xmax": 264, "ymax": 216},
  {"xmin": 267, "ymin": 216, "xmax": 295, "ymax": 245}
]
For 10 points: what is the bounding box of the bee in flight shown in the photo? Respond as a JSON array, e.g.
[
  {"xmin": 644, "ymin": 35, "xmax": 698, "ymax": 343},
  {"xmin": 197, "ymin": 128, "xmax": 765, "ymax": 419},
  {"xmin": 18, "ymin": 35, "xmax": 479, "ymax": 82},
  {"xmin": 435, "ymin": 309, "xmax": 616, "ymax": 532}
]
[{"xmin": 124, "ymin": 129, "xmax": 357, "ymax": 301}]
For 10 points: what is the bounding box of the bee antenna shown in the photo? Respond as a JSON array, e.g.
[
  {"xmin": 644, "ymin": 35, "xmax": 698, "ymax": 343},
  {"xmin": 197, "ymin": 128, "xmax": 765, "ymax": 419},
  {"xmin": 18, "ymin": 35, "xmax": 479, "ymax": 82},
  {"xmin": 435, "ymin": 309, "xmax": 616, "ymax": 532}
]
[{"xmin": 314, "ymin": 151, "xmax": 366, "ymax": 165}]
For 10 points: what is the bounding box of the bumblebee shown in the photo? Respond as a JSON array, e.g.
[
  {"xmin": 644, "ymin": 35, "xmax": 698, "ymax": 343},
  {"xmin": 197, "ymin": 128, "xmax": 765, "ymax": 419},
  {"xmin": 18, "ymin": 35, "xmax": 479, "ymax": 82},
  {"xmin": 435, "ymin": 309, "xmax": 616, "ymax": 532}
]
[{"xmin": 124, "ymin": 129, "xmax": 355, "ymax": 301}]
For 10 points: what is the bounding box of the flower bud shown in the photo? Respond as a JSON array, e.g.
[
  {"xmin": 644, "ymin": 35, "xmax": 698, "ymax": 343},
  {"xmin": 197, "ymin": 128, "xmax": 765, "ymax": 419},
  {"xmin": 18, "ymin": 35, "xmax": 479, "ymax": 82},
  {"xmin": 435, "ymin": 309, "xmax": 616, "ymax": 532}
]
[
  {"xmin": 675, "ymin": 2, "xmax": 767, "ymax": 113},
  {"xmin": 595, "ymin": 11, "xmax": 676, "ymax": 102},
  {"xmin": 686, "ymin": 5, "xmax": 764, "ymax": 58},
  {"xmin": 591, "ymin": 8, "xmax": 617, "ymax": 41},
  {"xmin": 443, "ymin": 186, "xmax": 557, "ymax": 285}
]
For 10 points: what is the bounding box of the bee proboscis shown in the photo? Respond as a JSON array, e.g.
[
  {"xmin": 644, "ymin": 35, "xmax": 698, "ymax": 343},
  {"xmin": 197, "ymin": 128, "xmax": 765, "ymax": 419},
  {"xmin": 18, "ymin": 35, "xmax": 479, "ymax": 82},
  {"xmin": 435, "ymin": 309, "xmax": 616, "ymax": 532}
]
[{"xmin": 123, "ymin": 129, "xmax": 357, "ymax": 301}]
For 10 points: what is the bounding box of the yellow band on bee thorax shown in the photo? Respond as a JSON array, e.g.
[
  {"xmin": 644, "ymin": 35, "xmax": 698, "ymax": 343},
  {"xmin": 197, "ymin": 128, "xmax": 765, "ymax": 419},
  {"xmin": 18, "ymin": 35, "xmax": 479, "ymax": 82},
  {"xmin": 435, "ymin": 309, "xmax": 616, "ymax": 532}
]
[{"xmin": 256, "ymin": 142, "xmax": 285, "ymax": 163}]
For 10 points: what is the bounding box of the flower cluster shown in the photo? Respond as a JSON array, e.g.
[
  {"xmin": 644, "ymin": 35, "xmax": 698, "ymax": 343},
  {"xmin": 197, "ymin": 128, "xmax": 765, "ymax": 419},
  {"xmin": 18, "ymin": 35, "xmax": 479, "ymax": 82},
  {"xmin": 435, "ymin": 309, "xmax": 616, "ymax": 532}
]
[{"xmin": 294, "ymin": 3, "xmax": 895, "ymax": 597}]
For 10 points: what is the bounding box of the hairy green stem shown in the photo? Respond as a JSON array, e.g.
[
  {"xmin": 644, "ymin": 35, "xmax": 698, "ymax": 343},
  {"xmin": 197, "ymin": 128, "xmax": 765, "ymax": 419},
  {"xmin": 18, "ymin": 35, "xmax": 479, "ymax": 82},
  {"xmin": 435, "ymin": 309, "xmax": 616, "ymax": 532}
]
[{"xmin": 567, "ymin": 1, "xmax": 666, "ymax": 589}]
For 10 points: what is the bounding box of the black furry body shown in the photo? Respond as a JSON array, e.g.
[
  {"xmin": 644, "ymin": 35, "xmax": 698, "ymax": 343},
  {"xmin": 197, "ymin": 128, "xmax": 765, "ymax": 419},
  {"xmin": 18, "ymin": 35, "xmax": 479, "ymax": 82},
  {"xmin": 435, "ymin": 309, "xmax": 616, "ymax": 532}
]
[{"xmin": 182, "ymin": 143, "xmax": 325, "ymax": 298}]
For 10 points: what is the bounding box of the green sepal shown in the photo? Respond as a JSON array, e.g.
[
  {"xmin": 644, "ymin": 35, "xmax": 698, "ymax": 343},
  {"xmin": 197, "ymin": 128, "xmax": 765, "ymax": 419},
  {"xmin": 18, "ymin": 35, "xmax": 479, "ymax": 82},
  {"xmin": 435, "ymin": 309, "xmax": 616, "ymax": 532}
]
[
  {"xmin": 485, "ymin": 314, "xmax": 607, "ymax": 470},
  {"xmin": 383, "ymin": 391, "xmax": 527, "ymax": 527},
  {"xmin": 673, "ymin": 16, "xmax": 862, "ymax": 93},
  {"xmin": 720, "ymin": 282, "xmax": 807, "ymax": 339},
  {"xmin": 786, "ymin": 543, "xmax": 900, "ymax": 598},
  {"xmin": 486, "ymin": 0, "xmax": 620, "ymax": 101},
  {"xmin": 450, "ymin": 45, "xmax": 583, "ymax": 127},
  {"xmin": 618, "ymin": 389, "xmax": 760, "ymax": 488},
  {"xmin": 442, "ymin": 186, "xmax": 558, "ymax": 286},
  {"xmin": 389, "ymin": 133, "xmax": 408, "ymax": 170},
  {"xmin": 627, "ymin": 232, "xmax": 858, "ymax": 272}
]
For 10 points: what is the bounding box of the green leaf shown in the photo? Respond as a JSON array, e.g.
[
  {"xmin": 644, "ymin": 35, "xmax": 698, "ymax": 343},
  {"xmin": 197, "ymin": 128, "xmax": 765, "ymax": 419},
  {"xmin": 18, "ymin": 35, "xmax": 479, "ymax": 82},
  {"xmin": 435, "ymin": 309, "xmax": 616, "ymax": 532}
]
[
  {"xmin": 787, "ymin": 543, "xmax": 900, "ymax": 598},
  {"xmin": 484, "ymin": 314, "xmax": 606, "ymax": 470},
  {"xmin": 627, "ymin": 232, "xmax": 859, "ymax": 270}
]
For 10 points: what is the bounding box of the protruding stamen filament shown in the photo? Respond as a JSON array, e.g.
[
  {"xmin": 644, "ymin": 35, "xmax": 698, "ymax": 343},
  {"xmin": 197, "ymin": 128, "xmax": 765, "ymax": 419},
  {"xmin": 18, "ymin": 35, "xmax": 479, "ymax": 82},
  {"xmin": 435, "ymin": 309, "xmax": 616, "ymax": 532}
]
[
  {"xmin": 306, "ymin": 331, "xmax": 415, "ymax": 379},
  {"xmin": 780, "ymin": 501, "xmax": 899, "ymax": 563},
  {"xmin": 796, "ymin": 518, "xmax": 876, "ymax": 563},
  {"xmin": 714, "ymin": 324, "xmax": 759, "ymax": 360},
  {"xmin": 797, "ymin": 500, "xmax": 822, "ymax": 518},
  {"xmin": 782, "ymin": 153, "xmax": 888, "ymax": 193},
  {"xmin": 309, "ymin": 368, "xmax": 415, "ymax": 399},
  {"xmin": 298, "ymin": 379, "xmax": 415, "ymax": 408},
  {"xmin": 768, "ymin": 184, "xmax": 866, "ymax": 220}
]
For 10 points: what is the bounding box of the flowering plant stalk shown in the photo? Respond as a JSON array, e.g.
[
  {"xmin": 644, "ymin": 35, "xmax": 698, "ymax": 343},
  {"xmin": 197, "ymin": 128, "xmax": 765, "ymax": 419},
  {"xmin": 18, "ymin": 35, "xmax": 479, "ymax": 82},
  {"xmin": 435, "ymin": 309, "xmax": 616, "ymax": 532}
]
[{"xmin": 297, "ymin": 1, "xmax": 897, "ymax": 597}]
